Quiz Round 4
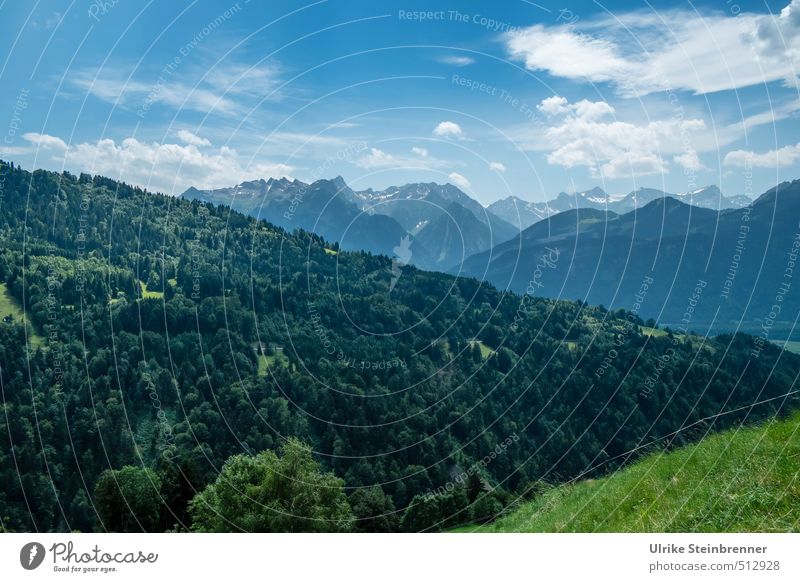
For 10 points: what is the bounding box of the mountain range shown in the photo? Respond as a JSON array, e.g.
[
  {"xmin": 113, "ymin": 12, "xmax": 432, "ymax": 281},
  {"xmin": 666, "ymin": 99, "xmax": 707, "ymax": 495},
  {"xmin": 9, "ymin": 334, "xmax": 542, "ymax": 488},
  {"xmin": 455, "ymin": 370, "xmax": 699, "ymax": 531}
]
[
  {"xmin": 487, "ymin": 185, "xmax": 751, "ymax": 230},
  {"xmin": 459, "ymin": 180, "xmax": 800, "ymax": 337},
  {"xmin": 183, "ymin": 178, "xmax": 519, "ymax": 271},
  {"xmin": 183, "ymin": 179, "xmax": 752, "ymax": 274}
]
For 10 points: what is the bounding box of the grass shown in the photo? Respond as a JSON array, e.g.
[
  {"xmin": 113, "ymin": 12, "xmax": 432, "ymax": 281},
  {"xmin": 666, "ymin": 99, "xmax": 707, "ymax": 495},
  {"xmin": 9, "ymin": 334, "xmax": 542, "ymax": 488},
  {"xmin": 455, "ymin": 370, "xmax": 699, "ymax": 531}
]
[
  {"xmin": 256, "ymin": 347, "xmax": 288, "ymax": 376},
  {"xmin": 436, "ymin": 339, "xmax": 453, "ymax": 359},
  {"xmin": 454, "ymin": 412, "xmax": 800, "ymax": 533},
  {"xmin": 0, "ymin": 283, "xmax": 26, "ymax": 322},
  {"xmin": 139, "ymin": 281, "xmax": 164, "ymax": 300},
  {"xmin": 641, "ymin": 326, "xmax": 668, "ymax": 337},
  {"xmin": 468, "ymin": 340, "xmax": 495, "ymax": 359},
  {"xmin": 0, "ymin": 283, "xmax": 43, "ymax": 347}
]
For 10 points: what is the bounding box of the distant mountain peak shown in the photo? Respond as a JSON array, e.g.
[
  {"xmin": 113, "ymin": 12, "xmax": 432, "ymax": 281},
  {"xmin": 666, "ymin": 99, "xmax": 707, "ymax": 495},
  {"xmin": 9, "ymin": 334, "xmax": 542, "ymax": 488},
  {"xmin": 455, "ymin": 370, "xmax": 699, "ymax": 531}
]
[
  {"xmin": 581, "ymin": 186, "xmax": 608, "ymax": 198},
  {"xmin": 331, "ymin": 175, "xmax": 348, "ymax": 189},
  {"xmin": 650, "ymin": 195, "xmax": 688, "ymax": 209}
]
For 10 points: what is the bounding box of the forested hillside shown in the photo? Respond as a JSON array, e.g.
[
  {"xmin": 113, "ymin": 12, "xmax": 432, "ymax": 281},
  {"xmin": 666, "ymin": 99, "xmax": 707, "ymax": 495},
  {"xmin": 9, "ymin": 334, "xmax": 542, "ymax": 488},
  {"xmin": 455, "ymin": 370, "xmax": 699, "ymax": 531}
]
[{"xmin": 0, "ymin": 160, "xmax": 797, "ymax": 532}]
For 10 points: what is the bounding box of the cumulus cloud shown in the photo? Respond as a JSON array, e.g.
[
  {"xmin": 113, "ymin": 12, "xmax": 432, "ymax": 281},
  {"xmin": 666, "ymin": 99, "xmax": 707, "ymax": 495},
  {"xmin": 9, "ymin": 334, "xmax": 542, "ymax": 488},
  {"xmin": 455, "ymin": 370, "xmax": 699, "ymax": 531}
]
[
  {"xmin": 433, "ymin": 121, "xmax": 463, "ymax": 138},
  {"xmin": 448, "ymin": 172, "xmax": 471, "ymax": 190},
  {"xmin": 600, "ymin": 153, "xmax": 667, "ymax": 179},
  {"xmin": 355, "ymin": 148, "xmax": 396, "ymax": 169},
  {"xmin": 489, "ymin": 162, "xmax": 506, "ymax": 172},
  {"xmin": 506, "ymin": 2, "xmax": 800, "ymax": 96},
  {"xmin": 23, "ymin": 133, "xmax": 293, "ymax": 195},
  {"xmin": 753, "ymin": 0, "xmax": 800, "ymax": 59},
  {"xmin": 527, "ymin": 97, "xmax": 706, "ymax": 179},
  {"xmin": 537, "ymin": 96, "xmax": 570, "ymax": 116},
  {"xmin": 411, "ymin": 147, "xmax": 428, "ymax": 158},
  {"xmin": 673, "ymin": 150, "xmax": 707, "ymax": 172},
  {"xmin": 724, "ymin": 143, "xmax": 800, "ymax": 168},
  {"xmin": 23, "ymin": 132, "xmax": 67, "ymax": 149},
  {"xmin": 538, "ymin": 96, "xmax": 614, "ymax": 121},
  {"xmin": 176, "ymin": 130, "xmax": 211, "ymax": 147}
]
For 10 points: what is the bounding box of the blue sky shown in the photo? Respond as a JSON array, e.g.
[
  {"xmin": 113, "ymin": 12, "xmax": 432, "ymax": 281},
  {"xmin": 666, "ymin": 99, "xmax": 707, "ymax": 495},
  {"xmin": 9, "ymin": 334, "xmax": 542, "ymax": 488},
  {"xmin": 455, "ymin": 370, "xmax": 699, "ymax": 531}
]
[{"xmin": 1, "ymin": 0, "xmax": 798, "ymax": 204}]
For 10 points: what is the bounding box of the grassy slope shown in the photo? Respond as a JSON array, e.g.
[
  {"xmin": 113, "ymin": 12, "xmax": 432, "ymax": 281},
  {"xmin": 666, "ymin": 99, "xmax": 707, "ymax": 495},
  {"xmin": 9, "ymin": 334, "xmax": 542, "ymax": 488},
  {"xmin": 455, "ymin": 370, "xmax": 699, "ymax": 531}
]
[
  {"xmin": 455, "ymin": 413, "xmax": 800, "ymax": 533},
  {"xmin": 641, "ymin": 325, "xmax": 668, "ymax": 337},
  {"xmin": 139, "ymin": 281, "xmax": 164, "ymax": 299},
  {"xmin": 256, "ymin": 349, "xmax": 288, "ymax": 377},
  {"xmin": 0, "ymin": 283, "xmax": 43, "ymax": 347},
  {"xmin": 467, "ymin": 339, "xmax": 495, "ymax": 359},
  {"xmin": 0, "ymin": 283, "xmax": 26, "ymax": 321}
]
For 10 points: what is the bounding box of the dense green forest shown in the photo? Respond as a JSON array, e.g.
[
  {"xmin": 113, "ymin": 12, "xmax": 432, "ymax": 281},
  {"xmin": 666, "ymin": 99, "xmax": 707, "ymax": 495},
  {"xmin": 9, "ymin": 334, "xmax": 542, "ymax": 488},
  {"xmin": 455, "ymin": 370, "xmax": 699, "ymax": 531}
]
[{"xmin": 0, "ymin": 160, "xmax": 797, "ymax": 532}]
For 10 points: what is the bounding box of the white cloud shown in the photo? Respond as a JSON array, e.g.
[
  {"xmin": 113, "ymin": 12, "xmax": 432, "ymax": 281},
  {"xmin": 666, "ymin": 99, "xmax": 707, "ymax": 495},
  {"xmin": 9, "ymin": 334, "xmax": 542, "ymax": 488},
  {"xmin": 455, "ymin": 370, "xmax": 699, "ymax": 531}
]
[
  {"xmin": 176, "ymin": 130, "xmax": 211, "ymax": 147},
  {"xmin": 507, "ymin": 25, "xmax": 629, "ymax": 85},
  {"xmin": 506, "ymin": 2, "xmax": 800, "ymax": 96},
  {"xmin": 489, "ymin": 162, "xmax": 507, "ymax": 172},
  {"xmin": 600, "ymin": 153, "xmax": 667, "ymax": 179},
  {"xmin": 724, "ymin": 143, "xmax": 800, "ymax": 168},
  {"xmin": 753, "ymin": 0, "xmax": 800, "ymax": 59},
  {"xmin": 23, "ymin": 133, "xmax": 293, "ymax": 195},
  {"xmin": 437, "ymin": 55, "xmax": 475, "ymax": 66},
  {"xmin": 673, "ymin": 150, "xmax": 707, "ymax": 172},
  {"xmin": 526, "ymin": 97, "xmax": 707, "ymax": 179},
  {"xmin": 0, "ymin": 146, "xmax": 31, "ymax": 156},
  {"xmin": 433, "ymin": 121, "xmax": 463, "ymax": 138},
  {"xmin": 355, "ymin": 148, "xmax": 396, "ymax": 169},
  {"xmin": 538, "ymin": 96, "xmax": 615, "ymax": 121},
  {"xmin": 71, "ymin": 61, "xmax": 281, "ymax": 115},
  {"xmin": 537, "ymin": 96, "xmax": 570, "ymax": 116},
  {"xmin": 23, "ymin": 132, "xmax": 67, "ymax": 149},
  {"xmin": 354, "ymin": 147, "xmax": 449, "ymax": 170},
  {"xmin": 203, "ymin": 62, "xmax": 281, "ymax": 97},
  {"xmin": 571, "ymin": 100, "xmax": 616, "ymax": 121},
  {"xmin": 529, "ymin": 95, "xmax": 800, "ymax": 165},
  {"xmin": 448, "ymin": 172, "xmax": 471, "ymax": 190},
  {"xmin": 71, "ymin": 71, "xmax": 239, "ymax": 115}
]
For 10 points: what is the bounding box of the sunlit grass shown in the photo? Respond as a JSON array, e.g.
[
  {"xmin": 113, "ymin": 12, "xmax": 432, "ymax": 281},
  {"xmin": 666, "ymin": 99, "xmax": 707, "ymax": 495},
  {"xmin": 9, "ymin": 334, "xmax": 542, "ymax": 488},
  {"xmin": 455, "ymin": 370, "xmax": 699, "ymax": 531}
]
[
  {"xmin": 256, "ymin": 348, "xmax": 288, "ymax": 376},
  {"xmin": 0, "ymin": 283, "xmax": 43, "ymax": 347},
  {"xmin": 140, "ymin": 281, "xmax": 164, "ymax": 299},
  {"xmin": 454, "ymin": 412, "xmax": 800, "ymax": 533},
  {"xmin": 641, "ymin": 326, "xmax": 668, "ymax": 337},
  {"xmin": 468, "ymin": 339, "xmax": 495, "ymax": 359}
]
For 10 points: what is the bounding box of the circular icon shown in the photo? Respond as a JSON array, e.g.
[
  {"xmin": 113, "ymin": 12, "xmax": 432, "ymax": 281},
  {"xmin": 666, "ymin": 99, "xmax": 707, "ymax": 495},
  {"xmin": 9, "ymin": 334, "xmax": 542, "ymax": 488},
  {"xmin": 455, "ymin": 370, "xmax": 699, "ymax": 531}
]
[{"xmin": 19, "ymin": 542, "xmax": 46, "ymax": 570}]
